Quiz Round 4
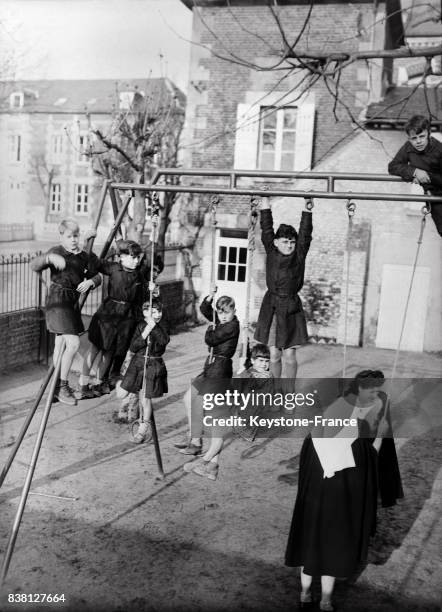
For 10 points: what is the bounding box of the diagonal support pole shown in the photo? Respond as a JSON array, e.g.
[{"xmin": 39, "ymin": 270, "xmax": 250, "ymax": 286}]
[
  {"xmin": 0, "ymin": 187, "xmax": 133, "ymax": 488},
  {"xmin": 0, "ymin": 347, "xmax": 63, "ymax": 586}
]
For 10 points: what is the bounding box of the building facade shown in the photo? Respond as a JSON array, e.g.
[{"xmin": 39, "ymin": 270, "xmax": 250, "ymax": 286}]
[
  {"xmin": 176, "ymin": 0, "xmax": 441, "ymax": 352},
  {"xmin": 0, "ymin": 78, "xmax": 183, "ymax": 243}
]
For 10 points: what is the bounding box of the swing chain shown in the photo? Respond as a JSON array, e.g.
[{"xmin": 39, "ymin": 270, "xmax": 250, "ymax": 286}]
[
  {"xmin": 421, "ymin": 203, "xmax": 431, "ymax": 216},
  {"xmin": 248, "ymin": 196, "xmax": 259, "ymax": 251},
  {"xmin": 304, "ymin": 196, "xmax": 314, "ymax": 211},
  {"xmin": 210, "ymin": 195, "xmax": 219, "ymax": 227},
  {"xmin": 346, "ymin": 198, "xmax": 356, "ymax": 218}
]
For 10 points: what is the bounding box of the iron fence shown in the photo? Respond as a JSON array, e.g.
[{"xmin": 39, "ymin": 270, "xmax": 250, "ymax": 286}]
[
  {"xmin": 0, "ymin": 247, "xmax": 187, "ymax": 315},
  {"xmin": 0, "ymin": 252, "xmax": 103, "ymax": 315}
]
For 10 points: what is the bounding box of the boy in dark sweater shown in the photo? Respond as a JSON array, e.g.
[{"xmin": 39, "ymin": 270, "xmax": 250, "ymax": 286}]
[
  {"xmin": 388, "ymin": 114, "xmax": 442, "ymax": 236},
  {"xmin": 254, "ymin": 196, "xmax": 313, "ymax": 380},
  {"xmin": 175, "ymin": 290, "xmax": 240, "ymax": 476},
  {"xmin": 31, "ymin": 219, "xmax": 100, "ymax": 405}
]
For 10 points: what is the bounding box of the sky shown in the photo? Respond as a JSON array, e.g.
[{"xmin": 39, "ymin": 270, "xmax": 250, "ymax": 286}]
[{"xmin": 0, "ymin": 0, "xmax": 193, "ymax": 92}]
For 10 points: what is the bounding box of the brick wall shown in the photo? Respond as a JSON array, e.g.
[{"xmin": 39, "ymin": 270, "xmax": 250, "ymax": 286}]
[
  {"xmin": 0, "ymin": 309, "xmax": 42, "ymax": 372},
  {"xmin": 178, "ymin": 2, "xmax": 442, "ymax": 350},
  {"xmin": 182, "ymin": 2, "xmax": 380, "ymax": 176},
  {"xmin": 0, "ymin": 281, "xmax": 186, "ymax": 372}
]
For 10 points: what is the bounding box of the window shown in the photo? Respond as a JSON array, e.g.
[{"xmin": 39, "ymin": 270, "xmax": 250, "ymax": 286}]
[
  {"xmin": 50, "ymin": 134, "xmax": 63, "ymax": 163},
  {"xmin": 9, "ymin": 92, "xmax": 24, "ymax": 109},
  {"xmin": 258, "ymin": 107, "xmax": 297, "ymax": 171},
  {"xmin": 75, "ymin": 184, "xmax": 89, "ymax": 214},
  {"xmin": 8, "ymin": 134, "xmax": 21, "ymax": 162},
  {"xmin": 119, "ymin": 91, "xmax": 135, "ymax": 110},
  {"xmin": 50, "ymin": 183, "xmax": 61, "ymax": 213},
  {"xmin": 77, "ymin": 134, "xmax": 89, "ymax": 163},
  {"xmin": 234, "ymin": 99, "xmax": 315, "ymax": 171},
  {"xmin": 217, "ymin": 245, "xmax": 247, "ymax": 282}
]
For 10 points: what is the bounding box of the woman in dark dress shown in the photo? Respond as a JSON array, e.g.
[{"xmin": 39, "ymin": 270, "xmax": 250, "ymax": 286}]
[{"xmin": 285, "ymin": 370, "xmax": 403, "ymax": 611}]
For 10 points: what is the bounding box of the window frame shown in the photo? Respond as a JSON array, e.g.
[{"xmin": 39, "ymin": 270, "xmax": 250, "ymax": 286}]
[
  {"xmin": 77, "ymin": 133, "xmax": 89, "ymax": 164},
  {"xmin": 50, "ymin": 134, "xmax": 64, "ymax": 164},
  {"xmin": 74, "ymin": 183, "xmax": 89, "ymax": 215},
  {"xmin": 257, "ymin": 106, "xmax": 297, "ymax": 171},
  {"xmin": 49, "ymin": 183, "xmax": 62, "ymax": 214},
  {"xmin": 8, "ymin": 134, "xmax": 22, "ymax": 163}
]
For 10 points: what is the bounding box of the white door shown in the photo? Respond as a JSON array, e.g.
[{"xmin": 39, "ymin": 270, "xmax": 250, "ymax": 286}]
[
  {"xmin": 375, "ymin": 264, "xmax": 430, "ymax": 351},
  {"xmin": 215, "ymin": 234, "xmax": 249, "ymax": 325}
]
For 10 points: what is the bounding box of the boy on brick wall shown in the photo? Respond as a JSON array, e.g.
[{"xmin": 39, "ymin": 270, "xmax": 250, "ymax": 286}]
[
  {"xmin": 254, "ymin": 196, "xmax": 313, "ymax": 380},
  {"xmin": 388, "ymin": 114, "xmax": 442, "ymax": 236}
]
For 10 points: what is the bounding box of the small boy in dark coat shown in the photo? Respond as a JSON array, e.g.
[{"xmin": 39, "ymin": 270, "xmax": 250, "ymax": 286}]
[
  {"xmin": 77, "ymin": 240, "xmax": 163, "ymax": 399},
  {"xmin": 388, "ymin": 114, "xmax": 442, "ymax": 236},
  {"xmin": 254, "ymin": 196, "xmax": 313, "ymax": 379},
  {"xmin": 117, "ymin": 299, "xmax": 170, "ymax": 443},
  {"xmin": 31, "ymin": 219, "xmax": 100, "ymax": 405},
  {"xmin": 175, "ymin": 290, "xmax": 240, "ymax": 471}
]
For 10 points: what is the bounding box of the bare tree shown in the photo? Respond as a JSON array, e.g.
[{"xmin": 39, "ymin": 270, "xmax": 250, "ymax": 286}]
[
  {"xmin": 86, "ymin": 80, "xmax": 185, "ymax": 247},
  {"xmin": 178, "ymin": 0, "xmax": 442, "ymax": 160}
]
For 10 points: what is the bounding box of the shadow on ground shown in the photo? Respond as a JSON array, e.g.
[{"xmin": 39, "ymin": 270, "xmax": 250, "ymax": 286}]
[{"xmin": 1, "ymin": 507, "xmax": 438, "ymax": 612}]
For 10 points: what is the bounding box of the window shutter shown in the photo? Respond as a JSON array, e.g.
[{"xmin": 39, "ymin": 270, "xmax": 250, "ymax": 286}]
[
  {"xmin": 233, "ymin": 103, "xmax": 260, "ymax": 170},
  {"xmin": 294, "ymin": 103, "xmax": 315, "ymax": 171}
]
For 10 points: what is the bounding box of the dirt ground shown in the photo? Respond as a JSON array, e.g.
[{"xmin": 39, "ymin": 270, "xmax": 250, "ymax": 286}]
[{"xmin": 0, "ymin": 327, "xmax": 441, "ymax": 612}]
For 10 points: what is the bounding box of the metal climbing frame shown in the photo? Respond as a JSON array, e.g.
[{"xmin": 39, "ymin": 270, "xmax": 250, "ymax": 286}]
[{"xmin": 109, "ymin": 168, "xmax": 442, "ymax": 203}]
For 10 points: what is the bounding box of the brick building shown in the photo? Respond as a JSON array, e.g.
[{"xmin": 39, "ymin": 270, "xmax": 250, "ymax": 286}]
[
  {"xmin": 176, "ymin": 0, "xmax": 441, "ymax": 353},
  {"xmin": 0, "ymin": 78, "xmax": 183, "ymax": 242}
]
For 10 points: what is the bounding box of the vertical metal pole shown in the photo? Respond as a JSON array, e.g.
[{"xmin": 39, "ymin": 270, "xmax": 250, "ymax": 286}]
[
  {"xmin": 141, "ymin": 194, "xmax": 164, "ymax": 478},
  {"xmin": 149, "ymin": 411, "xmax": 164, "ymax": 478},
  {"xmin": 0, "ymin": 347, "xmax": 63, "ymax": 586},
  {"xmin": 108, "ymin": 183, "xmax": 124, "ymax": 239},
  {"xmin": 209, "ymin": 195, "xmax": 219, "ymax": 363},
  {"xmin": 342, "ymin": 200, "xmax": 356, "ymax": 379}
]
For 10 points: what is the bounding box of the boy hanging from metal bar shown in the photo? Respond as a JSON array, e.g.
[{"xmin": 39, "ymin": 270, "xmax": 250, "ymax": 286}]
[{"xmin": 254, "ymin": 195, "xmax": 313, "ymax": 381}]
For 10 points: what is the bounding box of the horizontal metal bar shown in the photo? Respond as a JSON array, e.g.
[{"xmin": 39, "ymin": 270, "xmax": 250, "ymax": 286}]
[
  {"xmin": 110, "ymin": 182, "xmax": 442, "ymax": 203},
  {"xmin": 152, "ymin": 168, "xmax": 405, "ymax": 183}
]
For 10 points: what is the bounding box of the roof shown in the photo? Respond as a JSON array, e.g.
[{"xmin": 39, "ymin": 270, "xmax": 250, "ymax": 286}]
[
  {"xmin": 180, "ymin": 0, "xmax": 373, "ymax": 7},
  {"xmin": 365, "ymin": 86, "xmax": 442, "ymax": 127},
  {"xmin": 0, "ymin": 78, "xmax": 185, "ymax": 114}
]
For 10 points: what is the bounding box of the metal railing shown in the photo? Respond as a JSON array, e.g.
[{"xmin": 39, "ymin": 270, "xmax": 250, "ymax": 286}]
[
  {"xmin": 0, "ymin": 252, "xmax": 103, "ymax": 315},
  {"xmin": 0, "ymin": 247, "xmax": 186, "ymax": 315},
  {"xmin": 111, "ymin": 168, "xmax": 442, "ymax": 203}
]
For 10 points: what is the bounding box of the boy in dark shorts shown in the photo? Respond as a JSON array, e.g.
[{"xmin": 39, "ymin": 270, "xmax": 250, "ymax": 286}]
[
  {"xmin": 117, "ymin": 299, "xmax": 169, "ymax": 443},
  {"xmin": 31, "ymin": 219, "xmax": 100, "ymax": 405},
  {"xmin": 175, "ymin": 290, "xmax": 240, "ymax": 465},
  {"xmin": 254, "ymin": 196, "xmax": 313, "ymax": 380}
]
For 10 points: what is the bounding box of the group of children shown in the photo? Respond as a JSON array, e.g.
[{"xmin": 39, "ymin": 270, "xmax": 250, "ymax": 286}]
[
  {"xmin": 31, "ymin": 190, "xmax": 313, "ymax": 458},
  {"xmin": 31, "ymin": 221, "xmax": 166, "ymax": 443},
  {"xmin": 31, "ymin": 112, "xmax": 437, "ymax": 462},
  {"xmin": 29, "ymin": 116, "xmax": 432, "ymax": 612}
]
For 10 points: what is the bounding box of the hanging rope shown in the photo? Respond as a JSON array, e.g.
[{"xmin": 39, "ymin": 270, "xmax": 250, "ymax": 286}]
[
  {"xmin": 390, "ymin": 203, "xmax": 430, "ymax": 380},
  {"xmin": 342, "ymin": 198, "xmax": 356, "ymax": 379},
  {"xmin": 209, "ymin": 194, "xmax": 219, "ymax": 363},
  {"xmin": 239, "ymin": 195, "xmax": 260, "ymax": 372},
  {"xmin": 140, "ymin": 193, "xmax": 160, "ymax": 410}
]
